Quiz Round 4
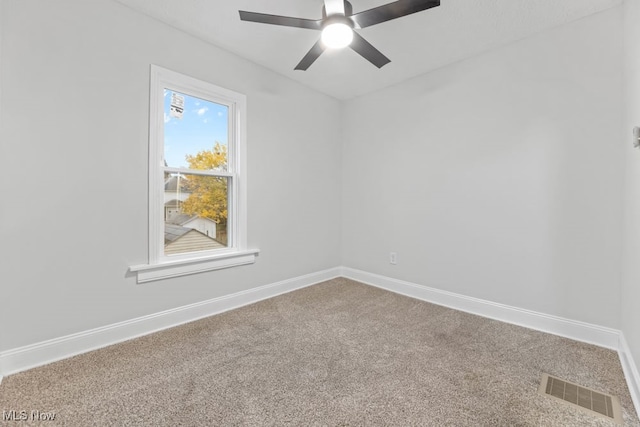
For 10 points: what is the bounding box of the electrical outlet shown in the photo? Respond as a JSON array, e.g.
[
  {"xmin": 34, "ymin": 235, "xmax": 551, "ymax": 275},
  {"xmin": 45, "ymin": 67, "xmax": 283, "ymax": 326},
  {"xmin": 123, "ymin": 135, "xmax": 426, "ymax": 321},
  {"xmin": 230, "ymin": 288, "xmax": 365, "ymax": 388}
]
[{"xmin": 390, "ymin": 252, "xmax": 397, "ymax": 265}]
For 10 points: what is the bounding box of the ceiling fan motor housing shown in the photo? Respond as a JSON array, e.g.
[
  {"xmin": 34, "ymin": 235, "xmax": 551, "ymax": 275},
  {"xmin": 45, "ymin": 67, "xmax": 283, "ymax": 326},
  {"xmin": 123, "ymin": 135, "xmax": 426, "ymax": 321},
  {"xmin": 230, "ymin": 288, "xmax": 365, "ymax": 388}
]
[{"xmin": 322, "ymin": 1, "xmax": 354, "ymax": 19}]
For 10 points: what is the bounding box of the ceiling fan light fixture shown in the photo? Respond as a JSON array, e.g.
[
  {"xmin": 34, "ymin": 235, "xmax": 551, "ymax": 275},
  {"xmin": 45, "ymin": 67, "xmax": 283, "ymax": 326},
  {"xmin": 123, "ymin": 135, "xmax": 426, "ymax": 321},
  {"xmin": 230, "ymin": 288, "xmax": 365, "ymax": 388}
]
[{"xmin": 321, "ymin": 22, "xmax": 353, "ymax": 49}]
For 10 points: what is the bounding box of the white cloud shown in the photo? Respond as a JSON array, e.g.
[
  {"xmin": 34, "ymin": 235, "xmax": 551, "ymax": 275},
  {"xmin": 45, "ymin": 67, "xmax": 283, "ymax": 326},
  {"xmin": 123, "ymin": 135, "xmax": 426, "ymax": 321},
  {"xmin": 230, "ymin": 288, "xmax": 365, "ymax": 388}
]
[
  {"xmin": 164, "ymin": 113, "xmax": 171, "ymax": 123},
  {"xmin": 197, "ymin": 107, "xmax": 208, "ymax": 116},
  {"xmin": 217, "ymin": 111, "xmax": 223, "ymax": 117}
]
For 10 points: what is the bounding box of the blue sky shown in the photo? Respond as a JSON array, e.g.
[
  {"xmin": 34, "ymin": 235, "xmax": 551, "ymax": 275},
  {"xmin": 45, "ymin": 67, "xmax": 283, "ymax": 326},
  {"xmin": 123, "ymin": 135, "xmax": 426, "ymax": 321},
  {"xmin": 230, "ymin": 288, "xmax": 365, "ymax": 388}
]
[{"xmin": 164, "ymin": 89, "xmax": 228, "ymax": 169}]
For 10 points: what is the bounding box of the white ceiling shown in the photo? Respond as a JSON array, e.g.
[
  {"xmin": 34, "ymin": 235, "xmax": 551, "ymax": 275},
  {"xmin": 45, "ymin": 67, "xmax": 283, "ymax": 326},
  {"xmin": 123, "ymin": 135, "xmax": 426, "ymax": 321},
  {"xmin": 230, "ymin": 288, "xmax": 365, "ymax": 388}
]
[{"xmin": 115, "ymin": 0, "xmax": 621, "ymax": 100}]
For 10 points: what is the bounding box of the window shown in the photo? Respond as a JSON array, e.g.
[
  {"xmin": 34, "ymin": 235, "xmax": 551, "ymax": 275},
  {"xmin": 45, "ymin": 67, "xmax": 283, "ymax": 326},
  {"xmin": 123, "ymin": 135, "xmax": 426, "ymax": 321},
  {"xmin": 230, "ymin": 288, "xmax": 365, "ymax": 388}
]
[{"xmin": 130, "ymin": 66, "xmax": 258, "ymax": 283}]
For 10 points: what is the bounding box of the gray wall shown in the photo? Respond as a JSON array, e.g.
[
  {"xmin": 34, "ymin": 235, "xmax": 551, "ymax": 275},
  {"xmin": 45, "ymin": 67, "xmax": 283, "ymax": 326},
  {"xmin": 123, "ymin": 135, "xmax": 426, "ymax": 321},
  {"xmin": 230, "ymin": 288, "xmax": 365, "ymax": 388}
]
[
  {"xmin": 623, "ymin": 0, "xmax": 640, "ymax": 380},
  {"xmin": 0, "ymin": 0, "xmax": 633, "ymax": 376},
  {"xmin": 0, "ymin": 0, "xmax": 342, "ymax": 351},
  {"xmin": 341, "ymin": 8, "xmax": 624, "ymax": 328},
  {"xmin": 0, "ymin": 0, "xmax": 4, "ymax": 357}
]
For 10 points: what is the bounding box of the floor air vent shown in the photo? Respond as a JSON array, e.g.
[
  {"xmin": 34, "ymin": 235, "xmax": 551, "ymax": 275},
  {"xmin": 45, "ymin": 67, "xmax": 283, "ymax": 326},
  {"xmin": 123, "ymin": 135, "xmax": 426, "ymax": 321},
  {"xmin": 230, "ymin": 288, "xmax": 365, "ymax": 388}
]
[{"xmin": 539, "ymin": 373, "xmax": 623, "ymax": 425}]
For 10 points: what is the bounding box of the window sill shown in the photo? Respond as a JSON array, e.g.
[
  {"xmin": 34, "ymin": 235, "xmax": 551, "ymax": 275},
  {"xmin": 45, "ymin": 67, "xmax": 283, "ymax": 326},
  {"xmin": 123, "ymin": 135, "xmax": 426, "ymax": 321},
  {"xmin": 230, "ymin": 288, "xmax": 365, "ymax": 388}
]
[{"xmin": 129, "ymin": 249, "xmax": 259, "ymax": 284}]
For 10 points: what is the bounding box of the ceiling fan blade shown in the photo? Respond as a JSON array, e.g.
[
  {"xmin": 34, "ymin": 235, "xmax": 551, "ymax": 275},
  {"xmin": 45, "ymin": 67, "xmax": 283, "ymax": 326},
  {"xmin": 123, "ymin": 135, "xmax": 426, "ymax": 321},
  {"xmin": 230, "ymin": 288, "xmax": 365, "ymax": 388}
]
[
  {"xmin": 350, "ymin": 32, "xmax": 391, "ymax": 68},
  {"xmin": 294, "ymin": 40, "xmax": 326, "ymax": 71},
  {"xmin": 239, "ymin": 11, "xmax": 322, "ymax": 30},
  {"xmin": 324, "ymin": 0, "xmax": 346, "ymax": 16},
  {"xmin": 350, "ymin": 0, "xmax": 440, "ymax": 29}
]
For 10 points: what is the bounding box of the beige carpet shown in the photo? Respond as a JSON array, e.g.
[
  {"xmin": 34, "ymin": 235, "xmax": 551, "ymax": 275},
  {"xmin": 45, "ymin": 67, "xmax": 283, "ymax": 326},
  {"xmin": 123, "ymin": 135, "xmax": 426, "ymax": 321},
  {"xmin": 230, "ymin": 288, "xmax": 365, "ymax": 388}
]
[{"xmin": 1, "ymin": 278, "xmax": 638, "ymax": 426}]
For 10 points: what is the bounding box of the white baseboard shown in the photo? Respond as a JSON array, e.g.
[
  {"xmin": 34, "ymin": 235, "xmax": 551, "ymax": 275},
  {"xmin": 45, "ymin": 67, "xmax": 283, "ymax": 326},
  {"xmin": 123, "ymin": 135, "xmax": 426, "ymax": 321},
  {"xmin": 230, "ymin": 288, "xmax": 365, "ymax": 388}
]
[
  {"xmin": 340, "ymin": 267, "xmax": 621, "ymax": 350},
  {"xmin": 0, "ymin": 267, "xmax": 341, "ymax": 378},
  {"xmin": 619, "ymin": 332, "xmax": 640, "ymax": 418}
]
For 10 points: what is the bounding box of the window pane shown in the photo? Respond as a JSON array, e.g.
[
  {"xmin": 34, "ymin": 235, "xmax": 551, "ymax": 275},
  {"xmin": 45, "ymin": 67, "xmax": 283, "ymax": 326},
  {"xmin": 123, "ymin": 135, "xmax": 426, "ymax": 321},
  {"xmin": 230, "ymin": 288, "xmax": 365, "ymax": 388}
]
[
  {"xmin": 163, "ymin": 89, "xmax": 229, "ymax": 171},
  {"xmin": 164, "ymin": 173, "xmax": 229, "ymax": 256}
]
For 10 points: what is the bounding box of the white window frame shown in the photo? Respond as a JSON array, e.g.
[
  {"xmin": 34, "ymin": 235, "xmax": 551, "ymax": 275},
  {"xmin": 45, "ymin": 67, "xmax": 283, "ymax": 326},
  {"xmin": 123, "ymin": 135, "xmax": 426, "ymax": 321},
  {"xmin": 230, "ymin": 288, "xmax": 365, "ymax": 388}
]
[{"xmin": 130, "ymin": 65, "xmax": 258, "ymax": 283}]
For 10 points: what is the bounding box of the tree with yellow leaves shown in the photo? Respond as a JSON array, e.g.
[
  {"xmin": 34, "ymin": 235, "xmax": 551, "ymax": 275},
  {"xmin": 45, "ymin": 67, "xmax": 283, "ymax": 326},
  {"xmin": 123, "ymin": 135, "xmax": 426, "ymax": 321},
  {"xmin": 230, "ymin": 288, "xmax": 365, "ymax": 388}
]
[{"xmin": 181, "ymin": 142, "xmax": 228, "ymax": 243}]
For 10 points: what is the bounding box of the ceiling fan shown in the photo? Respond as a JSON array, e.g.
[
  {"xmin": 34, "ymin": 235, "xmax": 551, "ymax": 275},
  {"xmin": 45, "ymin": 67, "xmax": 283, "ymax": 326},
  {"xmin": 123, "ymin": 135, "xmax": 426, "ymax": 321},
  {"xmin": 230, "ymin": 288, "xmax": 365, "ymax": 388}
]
[{"xmin": 239, "ymin": 0, "xmax": 440, "ymax": 71}]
